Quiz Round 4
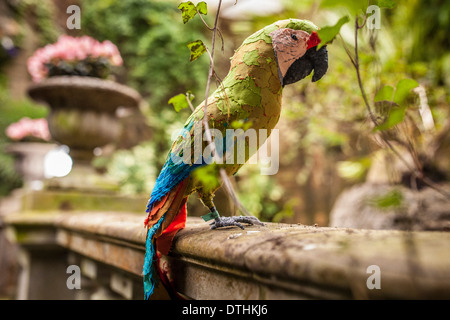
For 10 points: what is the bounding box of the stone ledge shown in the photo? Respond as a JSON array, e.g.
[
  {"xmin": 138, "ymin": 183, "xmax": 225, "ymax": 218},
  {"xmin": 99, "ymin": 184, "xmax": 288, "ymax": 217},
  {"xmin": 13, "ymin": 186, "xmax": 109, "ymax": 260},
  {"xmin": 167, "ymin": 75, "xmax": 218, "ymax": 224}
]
[{"xmin": 5, "ymin": 211, "xmax": 450, "ymax": 299}]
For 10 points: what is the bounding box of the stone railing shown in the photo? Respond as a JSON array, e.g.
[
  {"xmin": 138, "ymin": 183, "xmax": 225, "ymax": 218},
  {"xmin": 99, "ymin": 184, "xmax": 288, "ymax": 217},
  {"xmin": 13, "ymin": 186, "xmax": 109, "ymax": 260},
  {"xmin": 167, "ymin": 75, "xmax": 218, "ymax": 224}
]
[{"xmin": 4, "ymin": 203, "xmax": 450, "ymax": 300}]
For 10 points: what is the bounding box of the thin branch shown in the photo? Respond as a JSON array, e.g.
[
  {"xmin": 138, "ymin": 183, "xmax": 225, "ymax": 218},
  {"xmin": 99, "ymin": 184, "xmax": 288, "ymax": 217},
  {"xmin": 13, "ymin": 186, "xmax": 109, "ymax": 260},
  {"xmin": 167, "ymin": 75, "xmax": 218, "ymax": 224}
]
[
  {"xmin": 356, "ymin": 0, "xmax": 370, "ymax": 30},
  {"xmin": 354, "ymin": 18, "xmax": 378, "ymax": 125},
  {"xmin": 185, "ymin": 94, "xmax": 195, "ymax": 113},
  {"xmin": 353, "ymin": 16, "xmax": 416, "ymax": 172},
  {"xmin": 350, "ymin": 14, "xmax": 450, "ymax": 199},
  {"xmin": 196, "ymin": 11, "xmax": 225, "ymax": 52},
  {"xmin": 196, "ymin": 9, "xmax": 214, "ymax": 30},
  {"xmin": 339, "ymin": 34, "xmax": 356, "ymax": 68},
  {"xmin": 200, "ymin": 0, "xmax": 251, "ymax": 215}
]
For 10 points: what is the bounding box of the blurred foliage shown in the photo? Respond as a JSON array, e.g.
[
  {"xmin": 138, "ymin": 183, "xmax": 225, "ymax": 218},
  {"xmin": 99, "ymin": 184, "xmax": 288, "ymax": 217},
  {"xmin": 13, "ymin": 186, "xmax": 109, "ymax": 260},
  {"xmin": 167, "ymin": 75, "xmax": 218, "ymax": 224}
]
[
  {"xmin": 0, "ymin": 76, "xmax": 48, "ymax": 196},
  {"xmin": 0, "ymin": 0, "xmax": 59, "ymax": 69},
  {"xmin": 105, "ymin": 141, "xmax": 157, "ymax": 195},
  {"xmin": 17, "ymin": 0, "xmax": 60, "ymax": 45},
  {"xmin": 392, "ymin": 0, "xmax": 450, "ymax": 86},
  {"xmin": 0, "ymin": 0, "xmax": 56, "ymax": 197},
  {"xmin": 369, "ymin": 188, "xmax": 404, "ymax": 210},
  {"xmin": 80, "ymin": 0, "xmax": 210, "ymax": 110},
  {"xmin": 2, "ymin": 0, "xmax": 447, "ymax": 224},
  {"xmin": 98, "ymin": 0, "xmax": 449, "ymax": 223},
  {"xmin": 235, "ymin": 164, "xmax": 291, "ymax": 222},
  {"xmin": 81, "ymin": 0, "xmax": 212, "ymax": 173},
  {"xmin": 240, "ymin": 0, "xmax": 449, "ymax": 223}
]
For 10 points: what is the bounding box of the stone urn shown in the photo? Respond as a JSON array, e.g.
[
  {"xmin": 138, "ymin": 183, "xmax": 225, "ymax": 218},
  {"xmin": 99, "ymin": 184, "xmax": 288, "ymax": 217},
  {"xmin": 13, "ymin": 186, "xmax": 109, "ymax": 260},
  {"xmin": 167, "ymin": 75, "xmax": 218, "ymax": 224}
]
[
  {"xmin": 5, "ymin": 142, "xmax": 57, "ymax": 186},
  {"xmin": 27, "ymin": 76, "xmax": 142, "ymax": 190}
]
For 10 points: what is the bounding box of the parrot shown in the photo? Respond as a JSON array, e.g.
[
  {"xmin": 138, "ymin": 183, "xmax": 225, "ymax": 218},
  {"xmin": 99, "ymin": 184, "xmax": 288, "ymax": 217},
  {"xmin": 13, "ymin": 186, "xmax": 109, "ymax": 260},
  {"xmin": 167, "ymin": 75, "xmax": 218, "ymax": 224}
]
[{"xmin": 143, "ymin": 18, "xmax": 328, "ymax": 299}]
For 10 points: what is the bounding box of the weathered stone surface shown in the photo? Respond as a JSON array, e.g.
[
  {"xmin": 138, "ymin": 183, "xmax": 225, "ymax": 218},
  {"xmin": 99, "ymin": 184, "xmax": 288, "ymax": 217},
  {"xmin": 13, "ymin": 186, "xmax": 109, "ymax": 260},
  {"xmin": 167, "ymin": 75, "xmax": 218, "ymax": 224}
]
[
  {"xmin": 5, "ymin": 211, "xmax": 450, "ymax": 299},
  {"xmin": 172, "ymin": 220, "xmax": 450, "ymax": 299},
  {"xmin": 12, "ymin": 188, "xmax": 147, "ymax": 213}
]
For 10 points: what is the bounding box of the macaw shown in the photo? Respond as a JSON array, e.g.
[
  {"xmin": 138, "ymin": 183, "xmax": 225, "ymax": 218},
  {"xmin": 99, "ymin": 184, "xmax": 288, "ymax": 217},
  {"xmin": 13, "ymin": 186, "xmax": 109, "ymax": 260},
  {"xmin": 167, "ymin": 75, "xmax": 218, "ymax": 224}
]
[{"xmin": 143, "ymin": 18, "xmax": 328, "ymax": 299}]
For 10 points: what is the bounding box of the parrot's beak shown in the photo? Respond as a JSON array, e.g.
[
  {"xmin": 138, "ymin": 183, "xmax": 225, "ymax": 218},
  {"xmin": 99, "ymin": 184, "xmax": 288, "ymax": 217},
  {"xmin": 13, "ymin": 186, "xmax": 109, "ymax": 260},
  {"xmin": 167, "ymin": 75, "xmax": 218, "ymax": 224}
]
[{"xmin": 282, "ymin": 45, "xmax": 328, "ymax": 86}]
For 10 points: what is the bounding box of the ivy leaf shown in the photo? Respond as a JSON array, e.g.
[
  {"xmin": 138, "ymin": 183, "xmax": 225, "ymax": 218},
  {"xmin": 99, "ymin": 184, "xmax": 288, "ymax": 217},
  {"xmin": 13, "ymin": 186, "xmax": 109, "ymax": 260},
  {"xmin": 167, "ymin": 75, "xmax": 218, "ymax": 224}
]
[
  {"xmin": 374, "ymin": 106, "xmax": 406, "ymax": 131},
  {"xmin": 317, "ymin": 16, "xmax": 350, "ymax": 49},
  {"xmin": 393, "ymin": 78, "xmax": 419, "ymax": 105},
  {"xmin": 178, "ymin": 1, "xmax": 197, "ymax": 24},
  {"xmin": 374, "ymin": 85, "xmax": 394, "ymax": 102},
  {"xmin": 378, "ymin": 0, "xmax": 396, "ymax": 9},
  {"xmin": 187, "ymin": 40, "xmax": 206, "ymax": 62},
  {"xmin": 196, "ymin": 1, "xmax": 207, "ymax": 15},
  {"xmin": 168, "ymin": 92, "xmax": 193, "ymax": 112},
  {"xmin": 192, "ymin": 164, "xmax": 220, "ymax": 193},
  {"xmin": 370, "ymin": 189, "xmax": 403, "ymax": 209}
]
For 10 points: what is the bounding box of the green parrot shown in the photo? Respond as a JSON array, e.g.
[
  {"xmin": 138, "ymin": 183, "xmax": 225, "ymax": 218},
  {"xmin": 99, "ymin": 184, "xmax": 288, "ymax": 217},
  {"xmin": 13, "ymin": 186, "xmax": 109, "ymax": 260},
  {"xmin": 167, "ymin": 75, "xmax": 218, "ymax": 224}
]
[{"xmin": 143, "ymin": 18, "xmax": 328, "ymax": 299}]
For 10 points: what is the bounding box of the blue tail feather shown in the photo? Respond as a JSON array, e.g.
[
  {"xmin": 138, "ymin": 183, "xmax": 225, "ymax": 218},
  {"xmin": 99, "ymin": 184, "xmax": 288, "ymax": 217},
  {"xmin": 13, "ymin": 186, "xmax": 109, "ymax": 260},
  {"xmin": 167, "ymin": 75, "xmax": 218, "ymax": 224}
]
[{"xmin": 143, "ymin": 213, "xmax": 166, "ymax": 299}]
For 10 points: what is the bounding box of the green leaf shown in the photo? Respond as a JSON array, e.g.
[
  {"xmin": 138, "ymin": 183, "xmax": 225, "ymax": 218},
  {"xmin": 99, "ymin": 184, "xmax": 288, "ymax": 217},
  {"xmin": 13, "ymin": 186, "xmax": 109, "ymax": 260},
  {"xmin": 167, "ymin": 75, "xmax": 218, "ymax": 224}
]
[
  {"xmin": 178, "ymin": 1, "xmax": 197, "ymax": 24},
  {"xmin": 196, "ymin": 1, "xmax": 207, "ymax": 15},
  {"xmin": 370, "ymin": 189, "xmax": 403, "ymax": 209},
  {"xmin": 374, "ymin": 85, "xmax": 394, "ymax": 102},
  {"xmin": 374, "ymin": 106, "xmax": 406, "ymax": 131},
  {"xmin": 187, "ymin": 40, "xmax": 206, "ymax": 62},
  {"xmin": 378, "ymin": 0, "xmax": 396, "ymax": 9},
  {"xmin": 192, "ymin": 164, "xmax": 220, "ymax": 193},
  {"xmin": 393, "ymin": 78, "xmax": 419, "ymax": 105},
  {"xmin": 317, "ymin": 16, "xmax": 350, "ymax": 49},
  {"xmin": 168, "ymin": 91, "xmax": 195, "ymax": 112},
  {"xmin": 337, "ymin": 160, "xmax": 368, "ymax": 180},
  {"xmin": 168, "ymin": 93, "xmax": 188, "ymax": 112}
]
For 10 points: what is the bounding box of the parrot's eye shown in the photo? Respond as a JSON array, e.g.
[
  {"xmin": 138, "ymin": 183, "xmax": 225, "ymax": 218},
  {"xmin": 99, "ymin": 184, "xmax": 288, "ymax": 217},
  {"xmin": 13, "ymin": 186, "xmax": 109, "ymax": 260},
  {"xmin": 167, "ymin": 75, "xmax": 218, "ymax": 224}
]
[{"xmin": 291, "ymin": 34, "xmax": 298, "ymax": 41}]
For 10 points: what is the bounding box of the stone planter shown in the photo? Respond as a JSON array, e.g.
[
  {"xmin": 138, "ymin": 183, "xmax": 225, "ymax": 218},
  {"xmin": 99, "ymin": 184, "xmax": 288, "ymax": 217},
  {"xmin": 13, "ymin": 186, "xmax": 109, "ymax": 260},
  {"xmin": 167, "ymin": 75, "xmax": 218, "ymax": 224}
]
[
  {"xmin": 5, "ymin": 142, "xmax": 57, "ymax": 185},
  {"xmin": 28, "ymin": 76, "xmax": 141, "ymax": 162},
  {"xmin": 27, "ymin": 76, "xmax": 142, "ymax": 190}
]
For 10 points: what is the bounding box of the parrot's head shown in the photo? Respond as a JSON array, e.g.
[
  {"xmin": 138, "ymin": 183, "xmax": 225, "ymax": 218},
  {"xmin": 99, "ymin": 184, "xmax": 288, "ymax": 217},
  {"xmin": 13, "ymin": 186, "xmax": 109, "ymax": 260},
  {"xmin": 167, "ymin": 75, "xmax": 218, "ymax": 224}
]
[{"xmin": 268, "ymin": 19, "xmax": 328, "ymax": 86}]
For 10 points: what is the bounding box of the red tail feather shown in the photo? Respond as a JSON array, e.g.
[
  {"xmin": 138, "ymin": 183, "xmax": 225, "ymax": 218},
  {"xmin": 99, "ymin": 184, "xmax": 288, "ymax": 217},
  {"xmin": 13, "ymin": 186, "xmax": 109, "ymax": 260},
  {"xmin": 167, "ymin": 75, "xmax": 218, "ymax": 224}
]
[
  {"xmin": 156, "ymin": 198, "xmax": 187, "ymax": 255},
  {"xmin": 145, "ymin": 178, "xmax": 190, "ymax": 255}
]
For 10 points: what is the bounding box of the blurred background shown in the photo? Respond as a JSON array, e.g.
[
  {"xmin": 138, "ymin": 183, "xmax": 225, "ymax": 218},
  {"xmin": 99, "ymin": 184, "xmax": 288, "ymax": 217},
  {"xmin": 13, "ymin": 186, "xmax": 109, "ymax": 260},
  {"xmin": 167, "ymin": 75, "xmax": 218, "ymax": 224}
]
[{"xmin": 0, "ymin": 0, "xmax": 449, "ymax": 299}]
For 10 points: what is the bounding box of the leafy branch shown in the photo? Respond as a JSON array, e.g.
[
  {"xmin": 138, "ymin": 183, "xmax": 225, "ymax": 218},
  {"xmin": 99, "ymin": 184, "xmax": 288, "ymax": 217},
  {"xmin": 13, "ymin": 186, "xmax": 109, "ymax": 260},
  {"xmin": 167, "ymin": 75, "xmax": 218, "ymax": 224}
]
[{"xmin": 319, "ymin": 4, "xmax": 449, "ymax": 198}]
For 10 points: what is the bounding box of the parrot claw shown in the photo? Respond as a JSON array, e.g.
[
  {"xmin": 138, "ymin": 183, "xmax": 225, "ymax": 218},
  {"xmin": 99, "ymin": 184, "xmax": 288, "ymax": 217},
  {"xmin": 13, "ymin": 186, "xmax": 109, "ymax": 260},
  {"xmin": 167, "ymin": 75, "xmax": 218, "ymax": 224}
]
[{"xmin": 209, "ymin": 216, "xmax": 264, "ymax": 230}]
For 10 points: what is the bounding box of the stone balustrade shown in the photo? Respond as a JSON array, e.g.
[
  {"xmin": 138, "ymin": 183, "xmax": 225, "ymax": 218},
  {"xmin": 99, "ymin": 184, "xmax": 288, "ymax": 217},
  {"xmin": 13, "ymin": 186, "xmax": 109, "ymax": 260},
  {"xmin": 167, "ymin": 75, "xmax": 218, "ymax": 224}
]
[{"xmin": 4, "ymin": 209, "xmax": 450, "ymax": 300}]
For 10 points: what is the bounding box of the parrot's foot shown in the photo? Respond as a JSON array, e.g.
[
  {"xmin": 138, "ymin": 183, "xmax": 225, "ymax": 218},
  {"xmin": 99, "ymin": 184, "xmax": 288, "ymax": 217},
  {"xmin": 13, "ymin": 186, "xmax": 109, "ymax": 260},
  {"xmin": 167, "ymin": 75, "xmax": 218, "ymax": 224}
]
[{"xmin": 209, "ymin": 216, "xmax": 264, "ymax": 230}]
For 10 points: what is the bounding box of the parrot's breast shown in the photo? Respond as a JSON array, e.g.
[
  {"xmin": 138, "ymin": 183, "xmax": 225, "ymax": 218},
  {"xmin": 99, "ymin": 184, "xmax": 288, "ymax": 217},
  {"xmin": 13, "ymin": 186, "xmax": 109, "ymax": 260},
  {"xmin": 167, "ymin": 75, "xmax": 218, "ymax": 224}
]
[{"xmin": 214, "ymin": 38, "xmax": 283, "ymax": 132}]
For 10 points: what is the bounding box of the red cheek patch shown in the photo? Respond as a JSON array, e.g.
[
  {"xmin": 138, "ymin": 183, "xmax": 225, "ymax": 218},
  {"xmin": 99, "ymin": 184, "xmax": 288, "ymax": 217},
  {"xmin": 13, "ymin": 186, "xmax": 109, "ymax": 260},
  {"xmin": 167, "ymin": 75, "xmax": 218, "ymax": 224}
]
[{"xmin": 307, "ymin": 31, "xmax": 321, "ymax": 50}]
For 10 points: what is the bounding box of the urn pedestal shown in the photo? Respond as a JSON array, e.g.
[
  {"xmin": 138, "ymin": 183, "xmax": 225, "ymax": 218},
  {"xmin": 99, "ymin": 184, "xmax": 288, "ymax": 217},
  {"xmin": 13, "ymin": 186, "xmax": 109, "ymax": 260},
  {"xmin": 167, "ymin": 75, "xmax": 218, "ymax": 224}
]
[
  {"xmin": 27, "ymin": 76, "xmax": 142, "ymax": 191},
  {"xmin": 5, "ymin": 142, "xmax": 57, "ymax": 186}
]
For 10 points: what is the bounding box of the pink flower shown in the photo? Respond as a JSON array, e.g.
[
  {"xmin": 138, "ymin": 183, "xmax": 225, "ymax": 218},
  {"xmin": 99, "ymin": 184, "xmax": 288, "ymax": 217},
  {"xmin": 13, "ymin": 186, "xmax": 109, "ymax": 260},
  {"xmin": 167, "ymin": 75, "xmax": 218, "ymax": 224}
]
[
  {"xmin": 102, "ymin": 40, "xmax": 123, "ymax": 66},
  {"xmin": 6, "ymin": 118, "xmax": 51, "ymax": 141},
  {"xmin": 27, "ymin": 35, "xmax": 123, "ymax": 82}
]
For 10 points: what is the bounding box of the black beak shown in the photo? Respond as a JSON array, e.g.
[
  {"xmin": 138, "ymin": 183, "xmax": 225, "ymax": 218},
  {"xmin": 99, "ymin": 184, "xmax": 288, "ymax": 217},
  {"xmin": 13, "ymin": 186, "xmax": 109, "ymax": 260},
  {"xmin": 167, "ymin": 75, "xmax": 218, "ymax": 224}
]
[{"xmin": 282, "ymin": 45, "xmax": 328, "ymax": 86}]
